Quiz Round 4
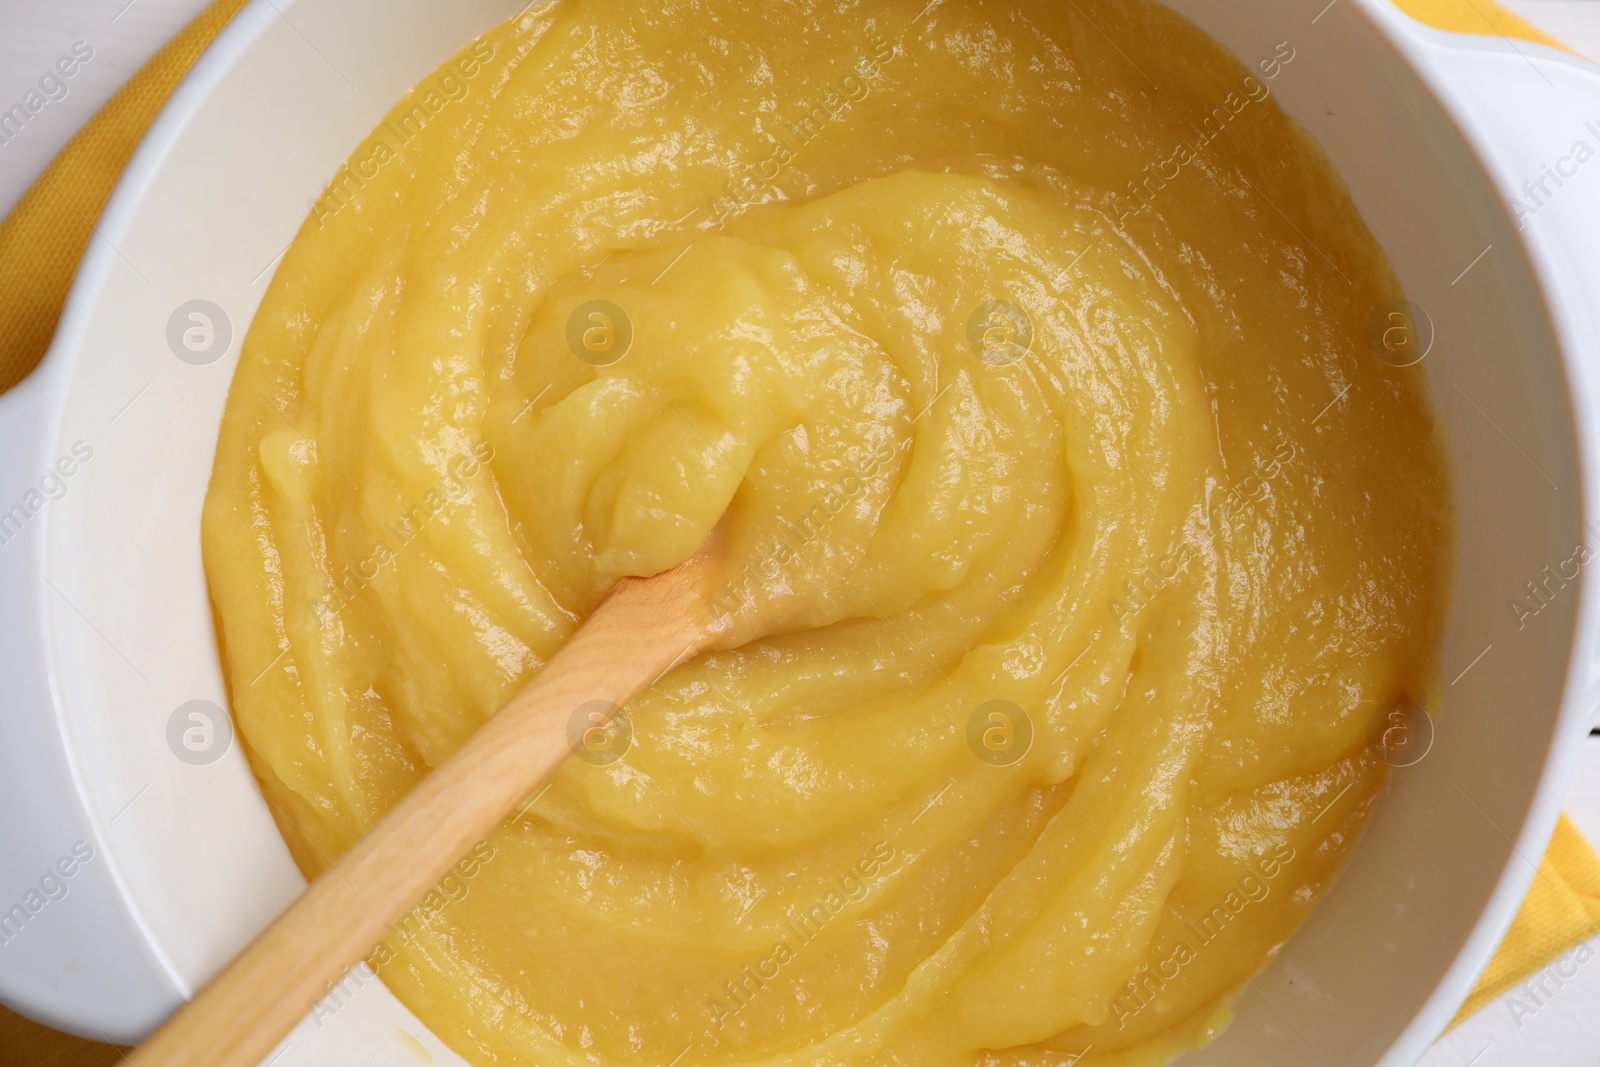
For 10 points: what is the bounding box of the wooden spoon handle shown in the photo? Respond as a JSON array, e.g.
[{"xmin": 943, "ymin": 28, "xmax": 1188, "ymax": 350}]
[{"xmin": 130, "ymin": 554, "xmax": 718, "ymax": 1067}]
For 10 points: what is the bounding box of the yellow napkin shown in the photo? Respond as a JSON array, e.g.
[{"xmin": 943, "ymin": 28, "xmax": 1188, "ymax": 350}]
[
  {"xmin": 1452, "ymin": 813, "xmax": 1600, "ymax": 1023},
  {"xmin": 0, "ymin": 0, "xmax": 1596, "ymax": 1054},
  {"xmin": 1393, "ymin": 0, "xmax": 1569, "ymax": 50},
  {"xmin": 0, "ymin": 0, "xmax": 246, "ymax": 394}
]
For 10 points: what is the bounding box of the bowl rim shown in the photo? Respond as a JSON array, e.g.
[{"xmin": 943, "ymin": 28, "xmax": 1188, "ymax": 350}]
[{"xmin": 4, "ymin": 0, "xmax": 1600, "ymax": 1060}]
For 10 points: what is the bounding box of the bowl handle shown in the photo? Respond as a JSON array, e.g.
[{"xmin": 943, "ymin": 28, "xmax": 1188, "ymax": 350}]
[
  {"xmin": 1378, "ymin": 14, "xmax": 1600, "ymax": 454},
  {"xmin": 0, "ymin": 358, "xmax": 186, "ymax": 1039}
]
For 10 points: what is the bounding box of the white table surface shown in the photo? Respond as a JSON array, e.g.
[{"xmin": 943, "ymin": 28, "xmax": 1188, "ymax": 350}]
[{"xmin": 2, "ymin": 1, "xmax": 1598, "ymax": 1064}]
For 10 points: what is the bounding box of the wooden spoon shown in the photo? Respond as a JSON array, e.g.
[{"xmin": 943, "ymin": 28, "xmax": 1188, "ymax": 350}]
[{"xmin": 130, "ymin": 537, "xmax": 736, "ymax": 1067}]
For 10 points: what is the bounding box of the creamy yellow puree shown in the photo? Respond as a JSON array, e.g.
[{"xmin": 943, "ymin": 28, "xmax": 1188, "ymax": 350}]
[{"xmin": 201, "ymin": 0, "xmax": 1452, "ymax": 1063}]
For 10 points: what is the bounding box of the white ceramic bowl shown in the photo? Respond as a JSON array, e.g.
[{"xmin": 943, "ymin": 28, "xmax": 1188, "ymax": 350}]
[{"xmin": 2, "ymin": 1, "xmax": 1599, "ymax": 1063}]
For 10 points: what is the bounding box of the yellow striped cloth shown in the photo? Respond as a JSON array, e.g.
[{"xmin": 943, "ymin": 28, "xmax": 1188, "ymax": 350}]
[{"xmin": 0, "ymin": 0, "xmax": 1595, "ymax": 1058}]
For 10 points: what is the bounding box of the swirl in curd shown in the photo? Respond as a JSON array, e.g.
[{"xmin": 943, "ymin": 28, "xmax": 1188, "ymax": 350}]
[{"xmin": 201, "ymin": 1, "xmax": 1452, "ymax": 1064}]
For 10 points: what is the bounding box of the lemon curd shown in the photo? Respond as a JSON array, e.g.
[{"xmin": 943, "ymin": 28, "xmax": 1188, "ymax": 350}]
[{"xmin": 200, "ymin": 0, "xmax": 1452, "ymax": 1064}]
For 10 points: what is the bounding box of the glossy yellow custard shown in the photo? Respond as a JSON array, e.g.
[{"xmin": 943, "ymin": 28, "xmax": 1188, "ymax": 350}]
[{"xmin": 201, "ymin": 1, "xmax": 1452, "ymax": 1063}]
